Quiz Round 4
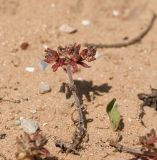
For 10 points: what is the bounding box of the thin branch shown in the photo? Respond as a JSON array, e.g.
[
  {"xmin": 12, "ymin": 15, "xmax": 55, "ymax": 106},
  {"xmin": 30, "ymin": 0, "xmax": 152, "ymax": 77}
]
[
  {"xmin": 110, "ymin": 141, "xmax": 157, "ymax": 158},
  {"xmin": 66, "ymin": 65, "xmax": 85, "ymax": 134},
  {"xmin": 0, "ymin": 98, "xmax": 21, "ymax": 104},
  {"xmin": 55, "ymin": 65, "xmax": 86, "ymax": 154},
  {"xmin": 84, "ymin": 12, "xmax": 156, "ymax": 48}
]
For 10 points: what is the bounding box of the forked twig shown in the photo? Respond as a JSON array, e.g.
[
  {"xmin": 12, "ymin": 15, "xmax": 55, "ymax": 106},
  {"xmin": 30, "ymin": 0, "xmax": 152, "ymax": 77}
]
[
  {"xmin": 84, "ymin": 12, "xmax": 156, "ymax": 48},
  {"xmin": 110, "ymin": 141, "xmax": 157, "ymax": 158}
]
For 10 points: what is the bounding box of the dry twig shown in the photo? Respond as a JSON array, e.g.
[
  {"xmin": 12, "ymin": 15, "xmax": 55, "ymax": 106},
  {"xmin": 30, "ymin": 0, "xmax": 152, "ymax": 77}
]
[
  {"xmin": 84, "ymin": 12, "xmax": 156, "ymax": 48},
  {"xmin": 55, "ymin": 65, "xmax": 87, "ymax": 154}
]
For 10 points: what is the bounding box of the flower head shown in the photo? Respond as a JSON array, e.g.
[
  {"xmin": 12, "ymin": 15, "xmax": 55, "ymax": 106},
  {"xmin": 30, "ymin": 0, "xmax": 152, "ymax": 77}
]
[{"xmin": 44, "ymin": 43, "xmax": 96, "ymax": 72}]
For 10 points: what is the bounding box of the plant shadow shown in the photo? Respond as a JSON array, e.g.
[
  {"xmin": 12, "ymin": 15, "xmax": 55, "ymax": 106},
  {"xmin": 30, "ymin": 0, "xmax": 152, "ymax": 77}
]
[
  {"xmin": 44, "ymin": 157, "xmax": 58, "ymax": 160},
  {"xmin": 59, "ymin": 80, "xmax": 112, "ymax": 102}
]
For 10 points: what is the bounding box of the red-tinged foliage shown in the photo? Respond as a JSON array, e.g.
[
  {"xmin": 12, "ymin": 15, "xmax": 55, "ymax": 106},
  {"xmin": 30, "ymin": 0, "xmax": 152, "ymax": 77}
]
[
  {"xmin": 133, "ymin": 129, "xmax": 157, "ymax": 160},
  {"xmin": 16, "ymin": 130, "xmax": 50, "ymax": 160},
  {"xmin": 44, "ymin": 43, "xmax": 96, "ymax": 72}
]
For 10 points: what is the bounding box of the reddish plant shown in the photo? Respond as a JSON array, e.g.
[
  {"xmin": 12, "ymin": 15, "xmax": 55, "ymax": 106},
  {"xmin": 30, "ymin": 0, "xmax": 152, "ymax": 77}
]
[
  {"xmin": 43, "ymin": 43, "xmax": 96, "ymax": 154},
  {"xmin": 44, "ymin": 43, "xmax": 96, "ymax": 72},
  {"xmin": 16, "ymin": 130, "xmax": 50, "ymax": 160}
]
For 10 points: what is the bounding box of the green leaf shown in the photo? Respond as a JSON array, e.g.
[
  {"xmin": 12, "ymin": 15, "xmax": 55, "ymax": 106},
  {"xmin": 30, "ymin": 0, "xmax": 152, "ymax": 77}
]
[{"xmin": 106, "ymin": 98, "xmax": 121, "ymax": 131}]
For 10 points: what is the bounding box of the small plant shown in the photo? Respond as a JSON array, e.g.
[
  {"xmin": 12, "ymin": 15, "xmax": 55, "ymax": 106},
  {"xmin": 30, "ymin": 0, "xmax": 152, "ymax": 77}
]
[
  {"xmin": 110, "ymin": 129, "xmax": 157, "ymax": 160},
  {"xmin": 106, "ymin": 98, "xmax": 122, "ymax": 131},
  {"xmin": 43, "ymin": 43, "xmax": 96, "ymax": 154},
  {"xmin": 16, "ymin": 130, "xmax": 50, "ymax": 160}
]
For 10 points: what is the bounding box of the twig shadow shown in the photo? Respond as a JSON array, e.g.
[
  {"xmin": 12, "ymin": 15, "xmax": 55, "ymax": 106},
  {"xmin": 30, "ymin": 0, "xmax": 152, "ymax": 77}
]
[
  {"xmin": 44, "ymin": 157, "xmax": 58, "ymax": 160},
  {"xmin": 34, "ymin": 156, "xmax": 58, "ymax": 160},
  {"xmin": 129, "ymin": 157, "xmax": 149, "ymax": 160}
]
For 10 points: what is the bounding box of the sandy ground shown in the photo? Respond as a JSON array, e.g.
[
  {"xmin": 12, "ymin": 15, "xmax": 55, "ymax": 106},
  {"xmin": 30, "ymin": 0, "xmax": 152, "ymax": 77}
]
[{"xmin": 1, "ymin": 0, "xmax": 157, "ymax": 159}]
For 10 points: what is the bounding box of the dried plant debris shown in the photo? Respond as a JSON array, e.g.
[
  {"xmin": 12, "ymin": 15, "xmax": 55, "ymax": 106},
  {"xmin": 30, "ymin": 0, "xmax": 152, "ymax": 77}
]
[
  {"xmin": 16, "ymin": 130, "xmax": 50, "ymax": 160},
  {"xmin": 0, "ymin": 97, "xmax": 21, "ymax": 104},
  {"xmin": 0, "ymin": 132, "xmax": 6, "ymax": 139},
  {"xmin": 138, "ymin": 87, "xmax": 157, "ymax": 126},
  {"xmin": 84, "ymin": 11, "xmax": 156, "ymax": 48},
  {"xmin": 110, "ymin": 129, "xmax": 157, "ymax": 160},
  {"xmin": 20, "ymin": 42, "xmax": 29, "ymax": 50}
]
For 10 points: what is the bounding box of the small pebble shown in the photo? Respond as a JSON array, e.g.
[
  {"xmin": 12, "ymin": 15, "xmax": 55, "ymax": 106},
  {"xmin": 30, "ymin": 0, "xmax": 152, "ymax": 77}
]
[
  {"xmin": 20, "ymin": 119, "xmax": 39, "ymax": 134},
  {"xmin": 30, "ymin": 109, "xmax": 37, "ymax": 114},
  {"xmin": 20, "ymin": 42, "xmax": 29, "ymax": 50},
  {"xmin": 42, "ymin": 44, "xmax": 48, "ymax": 49},
  {"xmin": 77, "ymin": 77, "xmax": 83, "ymax": 80},
  {"xmin": 39, "ymin": 60, "xmax": 48, "ymax": 71},
  {"xmin": 42, "ymin": 122, "xmax": 48, "ymax": 127},
  {"xmin": 39, "ymin": 82, "xmax": 51, "ymax": 94},
  {"xmin": 95, "ymin": 52, "xmax": 99, "ymax": 58},
  {"xmin": 51, "ymin": 3, "xmax": 55, "ymax": 8},
  {"xmin": 81, "ymin": 20, "xmax": 91, "ymax": 26},
  {"xmin": 25, "ymin": 67, "xmax": 35, "ymax": 73},
  {"xmin": 128, "ymin": 118, "xmax": 132, "ymax": 122},
  {"xmin": 112, "ymin": 10, "xmax": 120, "ymax": 17},
  {"xmin": 59, "ymin": 24, "xmax": 77, "ymax": 33}
]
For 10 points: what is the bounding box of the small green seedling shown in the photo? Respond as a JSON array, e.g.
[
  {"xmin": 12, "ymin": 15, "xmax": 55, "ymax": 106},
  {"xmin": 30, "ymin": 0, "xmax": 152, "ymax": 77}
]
[{"xmin": 106, "ymin": 98, "xmax": 121, "ymax": 131}]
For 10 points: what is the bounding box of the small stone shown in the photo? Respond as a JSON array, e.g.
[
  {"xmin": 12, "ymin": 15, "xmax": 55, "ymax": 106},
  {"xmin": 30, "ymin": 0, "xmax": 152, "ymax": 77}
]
[
  {"xmin": 81, "ymin": 20, "xmax": 91, "ymax": 26},
  {"xmin": 30, "ymin": 109, "xmax": 37, "ymax": 114},
  {"xmin": 95, "ymin": 51, "xmax": 100, "ymax": 58},
  {"xmin": 77, "ymin": 77, "xmax": 83, "ymax": 80},
  {"xmin": 39, "ymin": 82, "xmax": 51, "ymax": 94},
  {"xmin": 59, "ymin": 24, "xmax": 77, "ymax": 33},
  {"xmin": 112, "ymin": 10, "xmax": 120, "ymax": 17},
  {"xmin": 20, "ymin": 42, "xmax": 29, "ymax": 50},
  {"xmin": 42, "ymin": 122, "xmax": 48, "ymax": 127},
  {"xmin": 39, "ymin": 60, "xmax": 48, "ymax": 71},
  {"xmin": 20, "ymin": 119, "xmax": 39, "ymax": 134},
  {"xmin": 128, "ymin": 118, "xmax": 132, "ymax": 122},
  {"xmin": 42, "ymin": 44, "xmax": 48, "ymax": 49},
  {"xmin": 51, "ymin": 3, "xmax": 55, "ymax": 8},
  {"xmin": 25, "ymin": 67, "xmax": 35, "ymax": 73},
  {"xmin": 20, "ymin": 117, "xmax": 24, "ymax": 120}
]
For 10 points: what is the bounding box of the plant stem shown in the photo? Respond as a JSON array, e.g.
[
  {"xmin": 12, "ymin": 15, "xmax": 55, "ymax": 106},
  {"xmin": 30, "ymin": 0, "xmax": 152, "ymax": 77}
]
[
  {"xmin": 66, "ymin": 65, "xmax": 85, "ymax": 135},
  {"xmin": 110, "ymin": 141, "xmax": 157, "ymax": 158},
  {"xmin": 55, "ymin": 65, "xmax": 86, "ymax": 153}
]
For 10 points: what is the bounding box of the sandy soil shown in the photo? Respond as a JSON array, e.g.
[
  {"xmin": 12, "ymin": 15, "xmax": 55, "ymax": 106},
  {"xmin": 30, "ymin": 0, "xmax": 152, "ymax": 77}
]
[{"xmin": 1, "ymin": 0, "xmax": 157, "ymax": 159}]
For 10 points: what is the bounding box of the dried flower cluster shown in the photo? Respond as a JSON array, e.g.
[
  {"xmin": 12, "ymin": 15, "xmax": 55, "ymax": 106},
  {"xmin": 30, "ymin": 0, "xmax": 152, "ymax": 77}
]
[
  {"xmin": 139, "ymin": 129, "xmax": 157, "ymax": 156},
  {"xmin": 44, "ymin": 43, "xmax": 96, "ymax": 72},
  {"xmin": 16, "ymin": 131, "xmax": 50, "ymax": 160}
]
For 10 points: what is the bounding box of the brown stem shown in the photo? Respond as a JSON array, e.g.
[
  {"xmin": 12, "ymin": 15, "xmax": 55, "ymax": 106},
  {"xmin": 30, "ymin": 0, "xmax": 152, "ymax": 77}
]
[
  {"xmin": 66, "ymin": 65, "xmax": 85, "ymax": 135},
  {"xmin": 55, "ymin": 65, "xmax": 86, "ymax": 154},
  {"xmin": 110, "ymin": 141, "xmax": 157, "ymax": 158}
]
